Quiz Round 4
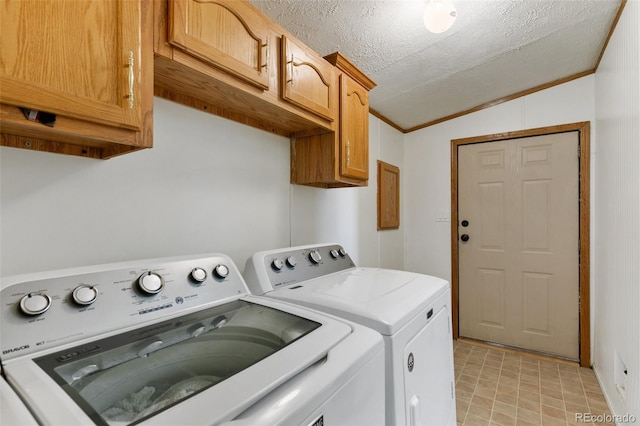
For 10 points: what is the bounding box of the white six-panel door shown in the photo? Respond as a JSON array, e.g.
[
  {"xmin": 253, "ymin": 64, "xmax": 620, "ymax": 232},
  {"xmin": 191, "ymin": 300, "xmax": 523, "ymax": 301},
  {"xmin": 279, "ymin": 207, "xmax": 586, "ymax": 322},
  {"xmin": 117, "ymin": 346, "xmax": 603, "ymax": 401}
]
[{"xmin": 458, "ymin": 131, "xmax": 580, "ymax": 360}]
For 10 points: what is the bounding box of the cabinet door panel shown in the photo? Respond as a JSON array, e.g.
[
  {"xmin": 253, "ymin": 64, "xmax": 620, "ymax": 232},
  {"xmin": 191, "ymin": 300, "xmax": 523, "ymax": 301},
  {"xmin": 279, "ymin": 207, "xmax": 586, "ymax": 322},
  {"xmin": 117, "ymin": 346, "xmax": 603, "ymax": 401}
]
[
  {"xmin": 281, "ymin": 36, "xmax": 334, "ymax": 122},
  {"xmin": 0, "ymin": 0, "xmax": 142, "ymax": 130},
  {"xmin": 340, "ymin": 75, "xmax": 368, "ymax": 180},
  {"xmin": 169, "ymin": 0, "xmax": 269, "ymax": 90}
]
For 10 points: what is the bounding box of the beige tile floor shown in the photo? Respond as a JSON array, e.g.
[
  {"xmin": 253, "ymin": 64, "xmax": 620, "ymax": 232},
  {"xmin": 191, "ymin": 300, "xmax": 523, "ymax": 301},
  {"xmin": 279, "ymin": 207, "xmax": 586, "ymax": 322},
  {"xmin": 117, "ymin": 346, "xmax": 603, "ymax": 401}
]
[{"xmin": 454, "ymin": 340, "xmax": 613, "ymax": 426}]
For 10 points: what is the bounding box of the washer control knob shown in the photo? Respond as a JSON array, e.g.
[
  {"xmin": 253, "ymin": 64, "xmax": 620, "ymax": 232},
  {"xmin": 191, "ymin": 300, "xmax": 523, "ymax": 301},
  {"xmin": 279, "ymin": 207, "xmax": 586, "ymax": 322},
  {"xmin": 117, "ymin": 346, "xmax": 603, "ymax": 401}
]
[
  {"xmin": 72, "ymin": 285, "xmax": 98, "ymax": 306},
  {"xmin": 138, "ymin": 272, "xmax": 164, "ymax": 295},
  {"xmin": 286, "ymin": 256, "xmax": 297, "ymax": 268},
  {"xmin": 19, "ymin": 293, "xmax": 52, "ymax": 316},
  {"xmin": 213, "ymin": 264, "xmax": 230, "ymax": 279},
  {"xmin": 271, "ymin": 258, "xmax": 284, "ymax": 271},
  {"xmin": 138, "ymin": 340, "xmax": 163, "ymax": 357},
  {"xmin": 338, "ymin": 248, "xmax": 347, "ymax": 257},
  {"xmin": 308, "ymin": 250, "xmax": 322, "ymax": 264},
  {"xmin": 189, "ymin": 324, "xmax": 206, "ymax": 338},
  {"xmin": 190, "ymin": 267, "xmax": 208, "ymax": 283},
  {"xmin": 329, "ymin": 249, "xmax": 339, "ymax": 259}
]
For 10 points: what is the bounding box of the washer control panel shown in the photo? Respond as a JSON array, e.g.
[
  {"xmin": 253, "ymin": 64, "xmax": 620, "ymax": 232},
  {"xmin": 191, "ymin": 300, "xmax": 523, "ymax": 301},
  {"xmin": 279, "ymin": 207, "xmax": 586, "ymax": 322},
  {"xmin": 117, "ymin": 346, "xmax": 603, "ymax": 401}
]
[
  {"xmin": 1, "ymin": 254, "xmax": 247, "ymax": 360},
  {"xmin": 244, "ymin": 244, "xmax": 355, "ymax": 293}
]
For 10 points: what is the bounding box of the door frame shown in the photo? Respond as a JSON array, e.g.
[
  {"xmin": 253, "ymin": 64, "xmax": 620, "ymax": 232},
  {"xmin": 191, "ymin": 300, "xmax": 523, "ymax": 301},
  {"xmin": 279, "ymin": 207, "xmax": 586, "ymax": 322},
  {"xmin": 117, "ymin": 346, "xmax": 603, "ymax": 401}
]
[{"xmin": 450, "ymin": 122, "xmax": 591, "ymax": 367}]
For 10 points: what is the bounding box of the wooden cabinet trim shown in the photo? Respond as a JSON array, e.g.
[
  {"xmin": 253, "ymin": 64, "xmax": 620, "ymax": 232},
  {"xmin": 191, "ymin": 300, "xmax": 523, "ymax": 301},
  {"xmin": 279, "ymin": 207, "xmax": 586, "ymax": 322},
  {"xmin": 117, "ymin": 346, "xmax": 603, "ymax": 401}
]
[{"xmin": 324, "ymin": 52, "xmax": 376, "ymax": 91}]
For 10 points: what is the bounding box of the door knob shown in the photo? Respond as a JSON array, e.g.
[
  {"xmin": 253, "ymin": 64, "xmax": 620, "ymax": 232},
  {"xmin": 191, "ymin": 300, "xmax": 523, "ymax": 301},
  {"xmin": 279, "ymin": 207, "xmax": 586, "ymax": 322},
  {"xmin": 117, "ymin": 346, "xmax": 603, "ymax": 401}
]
[{"xmin": 460, "ymin": 234, "xmax": 469, "ymax": 242}]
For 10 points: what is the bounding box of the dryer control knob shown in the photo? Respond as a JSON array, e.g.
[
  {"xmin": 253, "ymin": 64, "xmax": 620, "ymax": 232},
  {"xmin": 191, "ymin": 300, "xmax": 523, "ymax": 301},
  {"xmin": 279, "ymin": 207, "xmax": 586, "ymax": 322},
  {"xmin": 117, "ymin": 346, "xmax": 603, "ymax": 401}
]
[
  {"xmin": 190, "ymin": 267, "xmax": 208, "ymax": 283},
  {"xmin": 286, "ymin": 256, "xmax": 297, "ymax": 268},
  {"xmin": 271, "ymin": 258, "xmax": 284, "ymax": 271},
  {"xmin": 329, "ymin": 249, "xmax": 339, "ymax": 259},
  {"xmin": 213, "ymin": 264, "xmax": 230, "ymax": 279},
  {"xmin": 72, "ymin": 285, "xmax": 98, "ymax": 306},
  {"xmin": 338, "ymin": 248, "xmax": 347, "ymax": 257},
  {"xmin": 138, "ymin": 272, "xmax": 164, "ymax": 295},
  {"xmin": 19, "ymin": 293, "xmax": 52, "ymax": 316},
  {"xmin": 308, "ymin": 250, "xmax": 322, "ymax": 264}
]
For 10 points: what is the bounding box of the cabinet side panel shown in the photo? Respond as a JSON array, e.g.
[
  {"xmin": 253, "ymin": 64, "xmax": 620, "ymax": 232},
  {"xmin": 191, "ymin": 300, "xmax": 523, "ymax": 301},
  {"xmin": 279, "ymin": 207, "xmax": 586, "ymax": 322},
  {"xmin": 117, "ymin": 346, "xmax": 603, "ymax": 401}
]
[{"xmin": 291, "ymin": 133, "xmax": 336, "ymax": 185}]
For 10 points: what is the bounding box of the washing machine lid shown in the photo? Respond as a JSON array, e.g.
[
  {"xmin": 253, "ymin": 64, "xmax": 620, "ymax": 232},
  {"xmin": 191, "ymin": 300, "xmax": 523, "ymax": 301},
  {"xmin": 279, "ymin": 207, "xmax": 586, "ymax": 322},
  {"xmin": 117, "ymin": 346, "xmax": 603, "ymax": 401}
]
[
  {"xmin": 1, "ymin": 377, "xmax": 37, "ymax": 425},
  {"xmin": 2, "ymin": 296, "xmax": 355, "ymax": 426},
  {"xmin": 267, "ymin": 267, "xmax": 449, "ymax": 335}
]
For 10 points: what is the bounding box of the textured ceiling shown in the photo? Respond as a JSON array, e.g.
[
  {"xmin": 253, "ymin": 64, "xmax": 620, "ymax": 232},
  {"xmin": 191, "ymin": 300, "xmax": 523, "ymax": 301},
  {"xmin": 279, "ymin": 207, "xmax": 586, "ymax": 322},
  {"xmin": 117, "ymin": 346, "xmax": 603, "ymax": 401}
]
[{"xmin": 248, "ymin": 0, "xmax": 622, "ymax": 131}]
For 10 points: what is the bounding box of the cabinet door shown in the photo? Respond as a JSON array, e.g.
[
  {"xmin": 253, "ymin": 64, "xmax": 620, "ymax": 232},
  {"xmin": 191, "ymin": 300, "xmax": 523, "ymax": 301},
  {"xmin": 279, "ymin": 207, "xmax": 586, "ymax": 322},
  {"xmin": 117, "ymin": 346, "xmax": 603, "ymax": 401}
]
[
  {"xmin": 281, "ymin": 36, "xmax": 334, "ymax": 122},
  {"xmin": 339, "ymin": 74, "xmax": 369, "ymax": 180},
  {"xmin": 169, "ymin": 0, "xmax": 270, "ymax": 90},
  {"xmin": 0, "ymin": 0, "xmax": 143, "ymax": 131}
]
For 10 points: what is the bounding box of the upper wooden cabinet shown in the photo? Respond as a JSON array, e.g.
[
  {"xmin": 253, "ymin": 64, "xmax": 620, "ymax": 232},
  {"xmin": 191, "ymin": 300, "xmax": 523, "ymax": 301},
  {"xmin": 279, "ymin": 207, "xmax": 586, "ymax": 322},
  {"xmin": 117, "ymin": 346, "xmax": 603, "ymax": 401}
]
[
  {"xmin": 0, "ymin": 0, "xmax": 153, "ymax": 159},
  {"xmin": 339, "ymin": 74, "xmax": 369, "ymax": 180},
  {"xmin": 154, "ymin": 0, "xmax": 335, "ymax": 137},
  {"xmin": 281, "ymin": 36, "xmax": 335, "ymax": 122},
  {"xmin": 169, "ymin": 0, "xmax": 270, "ymax": 90},
  {"xmin": 154, "ymin": 1, "xmax": 375, "ymax": 188},
  {"xmin": 290, "ymin": 53, "xmax": 376, "ymax": 188}
]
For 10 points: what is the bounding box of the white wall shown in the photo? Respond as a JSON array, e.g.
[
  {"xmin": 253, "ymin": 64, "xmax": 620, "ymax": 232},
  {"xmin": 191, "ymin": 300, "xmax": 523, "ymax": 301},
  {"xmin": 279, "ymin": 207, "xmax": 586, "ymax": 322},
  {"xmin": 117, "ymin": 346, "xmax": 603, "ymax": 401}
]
[
  {"xmin": 403, "ymin": 71, "xmax": 597, "ymax": 368},
  {"xmin": 403, "ymin": 5, "xmax": 640, "ymax": 419},
  {"xmin": 0, "ymin": 97, "xmax": 291, "ymax": 276},
  {"xmin": 593, "ymin": 0, "xmax": 640, "ymax": 421},
  {"xmin": 403, "ymin": 75, "xmax": 596, "ymax": 282},
  {"xmin": 0, "ymin": 98, "xmax": 404, "ymax": 277}
]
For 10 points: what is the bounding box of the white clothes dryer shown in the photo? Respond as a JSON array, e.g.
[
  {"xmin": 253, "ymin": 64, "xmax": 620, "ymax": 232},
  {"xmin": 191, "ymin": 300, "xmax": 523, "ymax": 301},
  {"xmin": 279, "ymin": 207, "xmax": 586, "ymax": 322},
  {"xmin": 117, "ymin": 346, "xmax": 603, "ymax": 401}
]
[
  {"xmin": 1, "ymin": 253, "xmax": 385, "ymax": 426},
  {"xmin": 244, "ymin": 243, "xmax": 457, "ymax": 426}
]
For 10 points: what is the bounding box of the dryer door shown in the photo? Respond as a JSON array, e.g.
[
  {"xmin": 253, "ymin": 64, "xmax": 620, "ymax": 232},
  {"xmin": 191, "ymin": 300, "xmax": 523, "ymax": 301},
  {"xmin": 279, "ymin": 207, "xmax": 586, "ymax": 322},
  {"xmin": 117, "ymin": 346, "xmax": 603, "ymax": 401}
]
[{"xmin": 404, "ymin": 306, "xmax": 455, "ymax": 426}]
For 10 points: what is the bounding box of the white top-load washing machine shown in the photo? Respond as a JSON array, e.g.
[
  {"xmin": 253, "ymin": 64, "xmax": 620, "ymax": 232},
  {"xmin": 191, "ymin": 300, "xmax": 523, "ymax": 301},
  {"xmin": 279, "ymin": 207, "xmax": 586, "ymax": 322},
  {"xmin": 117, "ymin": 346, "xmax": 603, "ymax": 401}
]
[
  {"xmin": 0, "ymin": 253, "xmax": 385, "ymax": 426},
  {"xmin": 244, "ymin": 243, "xmax": 456, "ymax": 426}
]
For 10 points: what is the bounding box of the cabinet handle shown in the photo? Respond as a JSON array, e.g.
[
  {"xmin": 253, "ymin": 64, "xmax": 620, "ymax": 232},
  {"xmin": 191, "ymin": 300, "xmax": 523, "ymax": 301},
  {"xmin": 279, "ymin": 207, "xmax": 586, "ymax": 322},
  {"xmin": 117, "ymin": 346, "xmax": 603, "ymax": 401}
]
[
  {"xmin": 346, "ymin": 139, "xmax": 351, "ymax": 165},
  {"xmin": 262, "ymin": 39, "xmax": 269, "ymax": 71},
  {"xmin": 128, "ymin": 51, "xmax": 134, "ymax": 109},
  {"xmin": 287, "ymin": 54, "xmax": 294, "ymax": 85}
]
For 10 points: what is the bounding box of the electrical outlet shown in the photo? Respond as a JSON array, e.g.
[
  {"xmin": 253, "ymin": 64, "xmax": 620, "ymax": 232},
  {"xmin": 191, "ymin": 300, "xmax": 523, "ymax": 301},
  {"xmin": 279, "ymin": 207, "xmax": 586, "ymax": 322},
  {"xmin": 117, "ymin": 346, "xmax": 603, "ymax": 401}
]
[
  {"xmin": 435, "ymin": 210, "xmax": 450, "ymax": 222},
  {"xmin": 615, "ymin": 351, "xmax": 628, "ymax": 402}
]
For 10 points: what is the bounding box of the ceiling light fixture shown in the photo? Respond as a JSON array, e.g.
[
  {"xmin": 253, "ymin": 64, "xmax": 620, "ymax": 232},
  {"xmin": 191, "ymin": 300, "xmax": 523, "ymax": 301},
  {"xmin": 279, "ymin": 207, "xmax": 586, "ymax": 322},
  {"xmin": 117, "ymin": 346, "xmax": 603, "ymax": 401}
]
[{"xmin": 423, "ymin": 0, "xmax": 457, "ymax": 33}]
